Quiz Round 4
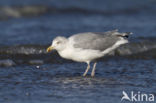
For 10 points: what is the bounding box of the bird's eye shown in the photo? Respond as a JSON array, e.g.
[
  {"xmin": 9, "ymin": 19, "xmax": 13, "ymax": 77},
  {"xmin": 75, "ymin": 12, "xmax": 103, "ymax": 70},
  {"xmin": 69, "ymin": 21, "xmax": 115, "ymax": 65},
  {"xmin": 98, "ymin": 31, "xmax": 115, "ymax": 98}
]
[{"xmin": 56, "ymin": 41, "xmax": 61, "ymax": 44}]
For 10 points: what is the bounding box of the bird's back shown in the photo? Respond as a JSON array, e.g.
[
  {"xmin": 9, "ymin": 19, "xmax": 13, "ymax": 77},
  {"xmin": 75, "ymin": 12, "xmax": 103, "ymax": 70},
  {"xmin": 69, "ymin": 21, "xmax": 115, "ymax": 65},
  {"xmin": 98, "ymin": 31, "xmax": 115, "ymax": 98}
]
[{"xmin": 69, "ymin": 30, "xmax": 130, "ymax": 51}]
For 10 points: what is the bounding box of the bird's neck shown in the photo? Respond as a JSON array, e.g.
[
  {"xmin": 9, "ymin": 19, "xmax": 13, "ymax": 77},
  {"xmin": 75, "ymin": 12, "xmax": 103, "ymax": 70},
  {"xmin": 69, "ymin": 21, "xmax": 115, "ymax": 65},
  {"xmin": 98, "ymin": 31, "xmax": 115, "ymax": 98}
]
[{"xmin": 57, "ymin": 47, "xmax": 72, "ymax": 60}]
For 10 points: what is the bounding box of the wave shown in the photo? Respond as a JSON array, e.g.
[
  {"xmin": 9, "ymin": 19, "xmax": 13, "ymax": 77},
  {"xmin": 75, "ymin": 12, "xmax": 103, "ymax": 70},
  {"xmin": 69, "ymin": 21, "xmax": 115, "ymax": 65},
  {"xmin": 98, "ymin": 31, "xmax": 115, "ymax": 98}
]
[
  {"xmin": 0, "ymin": 39, "xmax": 156, "ymax": 67},
  {"xmin": 0, "ymin": 2, "xmax": 155, "ymax": 20}
]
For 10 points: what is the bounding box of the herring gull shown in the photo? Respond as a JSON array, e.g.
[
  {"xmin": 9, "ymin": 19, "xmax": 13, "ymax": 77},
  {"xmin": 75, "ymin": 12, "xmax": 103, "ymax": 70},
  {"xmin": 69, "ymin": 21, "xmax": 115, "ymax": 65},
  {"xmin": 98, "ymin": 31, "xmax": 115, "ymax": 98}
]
[{"xmin": 47, "ymin": 30, "xmax": 131, "ymax": 77}]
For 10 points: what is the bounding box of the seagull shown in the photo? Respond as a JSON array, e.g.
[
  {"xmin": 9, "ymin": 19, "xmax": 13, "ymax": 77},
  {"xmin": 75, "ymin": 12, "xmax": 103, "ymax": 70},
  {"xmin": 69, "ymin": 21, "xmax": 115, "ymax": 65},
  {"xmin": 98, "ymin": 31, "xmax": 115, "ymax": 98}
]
[{"xmin": 47, "ymin": 30, "xmax": 131, "ymax": 77}]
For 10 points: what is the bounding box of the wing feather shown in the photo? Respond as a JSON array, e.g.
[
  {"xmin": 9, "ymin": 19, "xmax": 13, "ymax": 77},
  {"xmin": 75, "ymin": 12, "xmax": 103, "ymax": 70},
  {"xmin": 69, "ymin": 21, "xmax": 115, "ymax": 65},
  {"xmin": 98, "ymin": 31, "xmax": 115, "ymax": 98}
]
[{"xmin": 70, "ymin": 31, "xmax": 121, "ymax": 51}]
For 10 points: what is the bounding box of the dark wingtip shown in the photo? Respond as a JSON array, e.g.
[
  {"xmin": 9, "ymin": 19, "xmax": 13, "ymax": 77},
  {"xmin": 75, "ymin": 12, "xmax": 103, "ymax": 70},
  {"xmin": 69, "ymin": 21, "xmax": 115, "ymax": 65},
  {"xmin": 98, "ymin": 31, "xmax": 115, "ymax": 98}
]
[
  {"xmin": 119, "ymin": 32, "xmax": 133, "ymax": 38},
  {"xmin": 123, "ymin": 32, "xmax": 133, "ymax": 38},
  {"xmin": 124, "ymin": 35, "xmax": 129, "ymax": 38}
]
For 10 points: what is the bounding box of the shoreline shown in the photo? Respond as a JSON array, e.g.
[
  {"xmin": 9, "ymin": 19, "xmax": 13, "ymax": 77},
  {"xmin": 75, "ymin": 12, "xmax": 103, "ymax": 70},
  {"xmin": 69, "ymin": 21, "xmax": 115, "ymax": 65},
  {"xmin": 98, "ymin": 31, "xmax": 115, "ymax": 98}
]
[{"xmin": 0, "ymin": 40, "xmax": 156, "ymax": 67}]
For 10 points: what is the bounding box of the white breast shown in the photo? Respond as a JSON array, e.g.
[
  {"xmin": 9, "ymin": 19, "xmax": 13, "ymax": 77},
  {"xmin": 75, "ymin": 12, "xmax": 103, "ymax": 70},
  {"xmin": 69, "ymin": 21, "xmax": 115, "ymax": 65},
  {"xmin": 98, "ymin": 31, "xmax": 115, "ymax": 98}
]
[{"xmin": 58, "ymin": 45, "xmax": 103, "ymax": 63}]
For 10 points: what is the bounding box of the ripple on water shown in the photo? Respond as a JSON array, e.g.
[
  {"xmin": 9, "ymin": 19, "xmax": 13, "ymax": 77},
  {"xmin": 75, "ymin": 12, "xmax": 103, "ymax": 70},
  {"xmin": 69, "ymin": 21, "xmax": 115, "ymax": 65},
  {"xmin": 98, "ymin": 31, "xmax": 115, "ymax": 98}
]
[{"xmin": 0, "ymin": 59, "xmax": 156, "ymax": 103}]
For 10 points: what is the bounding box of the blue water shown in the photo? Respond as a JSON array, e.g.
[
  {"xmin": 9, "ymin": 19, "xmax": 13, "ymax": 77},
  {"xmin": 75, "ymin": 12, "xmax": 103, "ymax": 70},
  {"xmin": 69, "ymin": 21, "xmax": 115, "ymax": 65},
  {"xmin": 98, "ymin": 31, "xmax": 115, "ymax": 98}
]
[
  {"xmin": 0, "ymin": 0, "xmax": 156, "ymax": 103},
  {"xmin": 0, "ymin": 59, "xmax": 156, "ymax": 103},
  {"xmin": 0, "ymin": 0, "xmax": 156, "ymax": 46}
]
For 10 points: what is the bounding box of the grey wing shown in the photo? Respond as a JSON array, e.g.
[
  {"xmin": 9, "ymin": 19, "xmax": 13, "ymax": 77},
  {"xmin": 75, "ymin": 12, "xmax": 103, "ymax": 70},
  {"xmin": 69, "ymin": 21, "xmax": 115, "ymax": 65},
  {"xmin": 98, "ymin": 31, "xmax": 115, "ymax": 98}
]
[{"xmin": 71, "ymin": 32, "xmax": 120, "ymax": 51}]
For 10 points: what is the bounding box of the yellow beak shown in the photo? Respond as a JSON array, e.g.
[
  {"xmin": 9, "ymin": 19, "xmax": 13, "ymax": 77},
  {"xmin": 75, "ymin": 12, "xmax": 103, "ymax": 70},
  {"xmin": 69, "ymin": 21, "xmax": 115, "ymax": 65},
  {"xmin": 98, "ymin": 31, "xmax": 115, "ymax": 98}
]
[{"xmin": 47, "ymin": 46, "xmax": 54, "ymax": 52}]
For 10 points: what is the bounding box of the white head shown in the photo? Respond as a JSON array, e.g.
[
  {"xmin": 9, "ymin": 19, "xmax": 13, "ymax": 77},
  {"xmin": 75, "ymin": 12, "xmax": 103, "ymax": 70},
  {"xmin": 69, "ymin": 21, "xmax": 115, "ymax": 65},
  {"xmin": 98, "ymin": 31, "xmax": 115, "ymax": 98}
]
[{"xmin": 47, "ymin": 36, "xmax": 68, "ymax": 52}]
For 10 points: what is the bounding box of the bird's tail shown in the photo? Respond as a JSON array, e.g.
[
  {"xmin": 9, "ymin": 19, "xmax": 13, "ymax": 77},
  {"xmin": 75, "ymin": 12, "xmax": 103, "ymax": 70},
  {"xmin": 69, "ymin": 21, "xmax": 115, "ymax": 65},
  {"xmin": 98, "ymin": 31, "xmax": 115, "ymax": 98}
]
[
  {"xmin": 111, "ymin": 29, "xmax": 133, "ymax": 38},
  {"xmin": 116, "ymin": 32, "xmax": 133, "ymax": 38}
]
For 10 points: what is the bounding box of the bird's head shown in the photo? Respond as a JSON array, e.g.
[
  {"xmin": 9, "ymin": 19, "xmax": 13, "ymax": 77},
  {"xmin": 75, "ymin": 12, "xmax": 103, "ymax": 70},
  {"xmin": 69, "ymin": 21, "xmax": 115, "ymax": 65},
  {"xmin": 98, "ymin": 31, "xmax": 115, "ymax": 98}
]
[{"xmin": 47, "ymin": 36, "xmax": 68, "ymax": 52}]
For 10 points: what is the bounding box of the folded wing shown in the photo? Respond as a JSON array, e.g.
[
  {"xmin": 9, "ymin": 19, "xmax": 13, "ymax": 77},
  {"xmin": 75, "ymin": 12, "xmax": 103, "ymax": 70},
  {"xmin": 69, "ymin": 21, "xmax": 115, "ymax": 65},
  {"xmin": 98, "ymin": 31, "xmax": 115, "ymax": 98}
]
[{"xmin": 70, "ymin": 30, "xmax": 126, "ymax": 51}]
